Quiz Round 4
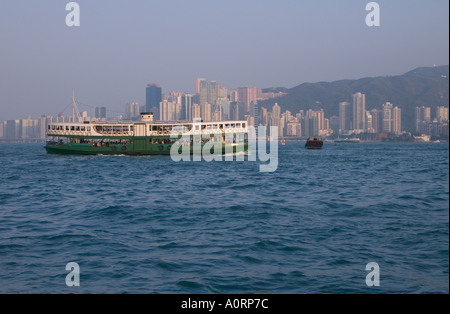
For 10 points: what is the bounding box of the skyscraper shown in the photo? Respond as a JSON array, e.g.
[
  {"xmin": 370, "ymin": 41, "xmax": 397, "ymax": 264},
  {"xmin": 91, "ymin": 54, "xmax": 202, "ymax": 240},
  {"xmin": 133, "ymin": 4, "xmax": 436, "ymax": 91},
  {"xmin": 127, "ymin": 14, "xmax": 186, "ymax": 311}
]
[
  {"xmin": 392, "ymin": 106, "xmax": 402, "ymax": 134},
  {"xmin": 198, "ymin": 79, "xmax": 208, "ymax": 106},
  {"xmin": 181, "ymin": 94, "xmax": 193, "ymax": 121},
  {"xmin": 339, "ymin": 102, "xmax": 352, "ymax": 134},
  {"xmin": 352, "ymin": 92, "xmax": 366, "ymax": 132},
  {"xmin": 145, "ymin": 84, "xmax": 162, "ymax": 113},
  {"xmin": 415, "ymin": 106, "xmax": 431, "ymax": 132},
  {"xmin": 436, "ymin": 106, "xmax": 449, "ymax": 122},
  {"xmin": 201, "ymin": 102, "xmax": 211, "ymax": 122},
  {"xmin": 192, "ymin": 104, "xmax": 201, "ymax": 119},
  {"xmin": 208, "ymin": 80, "xmax": 218, "ymax": 106},
  {"xmin": 95, "ymin": 107, "xmax": 106, "ymax": 119},
  {"xmin": 196, "ymin": 78, "xmax": 205, "ymax": 94},
  {"xmin": 239, "ymin": 87, "xmax": 261, "ymax": 113},
  {"xmin": 125, "ymin": 102, "xmax": 140, "ymax": 120},
  {"xmin": 382, "ymin": 102, "xmax": 393, "ymax": 133},
  {"xmin": 159, "ymin": 100, "xmax": 177, "ymax": 121},
  {"xmin": 371, "ymin": 109, "xmax": 381, "ymax": 134}
]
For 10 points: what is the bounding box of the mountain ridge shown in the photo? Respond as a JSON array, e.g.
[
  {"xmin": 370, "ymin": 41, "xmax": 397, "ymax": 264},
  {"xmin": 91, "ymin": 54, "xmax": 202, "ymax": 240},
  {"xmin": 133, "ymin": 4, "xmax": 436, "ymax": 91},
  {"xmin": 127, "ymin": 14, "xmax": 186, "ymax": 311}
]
[{"xmin": 259, "ymin": 65, "xmax": 449, "ymax": 131}]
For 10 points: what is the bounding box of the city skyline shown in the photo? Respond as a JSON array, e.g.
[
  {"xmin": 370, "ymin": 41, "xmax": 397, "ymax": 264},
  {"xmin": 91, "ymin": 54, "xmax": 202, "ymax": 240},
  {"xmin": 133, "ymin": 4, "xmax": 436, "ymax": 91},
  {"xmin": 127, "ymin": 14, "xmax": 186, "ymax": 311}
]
[
  {"xmin": 2, "ymin": 79, "xmax": 448, "ymax": 142},
  {"xmin": 0, "ymin": 0, "xmax": 448, "ymax": 121}
]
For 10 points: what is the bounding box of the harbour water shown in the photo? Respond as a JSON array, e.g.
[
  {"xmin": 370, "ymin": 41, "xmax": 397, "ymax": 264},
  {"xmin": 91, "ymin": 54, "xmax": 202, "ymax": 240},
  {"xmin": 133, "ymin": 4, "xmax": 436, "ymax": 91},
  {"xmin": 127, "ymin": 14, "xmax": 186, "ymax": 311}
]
[{"xmin": 0, "ymin": 142, "xmax": 448, "ymax": 293}]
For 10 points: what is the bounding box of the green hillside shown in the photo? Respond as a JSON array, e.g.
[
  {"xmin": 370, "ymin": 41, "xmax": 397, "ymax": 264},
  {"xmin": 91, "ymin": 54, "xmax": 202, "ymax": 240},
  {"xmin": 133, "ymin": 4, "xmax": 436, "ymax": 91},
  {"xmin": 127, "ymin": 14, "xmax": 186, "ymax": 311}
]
[{"xmin": 259, "ymin": 65, "xmax": 449, "ymax": 131}]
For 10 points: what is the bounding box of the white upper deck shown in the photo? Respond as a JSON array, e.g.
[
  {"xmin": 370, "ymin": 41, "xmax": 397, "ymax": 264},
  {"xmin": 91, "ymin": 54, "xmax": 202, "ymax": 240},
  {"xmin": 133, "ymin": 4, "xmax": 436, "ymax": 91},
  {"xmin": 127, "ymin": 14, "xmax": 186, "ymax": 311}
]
[{"xmin": 47, "ymin": 116, "xmax": 248, "ymax": 138}]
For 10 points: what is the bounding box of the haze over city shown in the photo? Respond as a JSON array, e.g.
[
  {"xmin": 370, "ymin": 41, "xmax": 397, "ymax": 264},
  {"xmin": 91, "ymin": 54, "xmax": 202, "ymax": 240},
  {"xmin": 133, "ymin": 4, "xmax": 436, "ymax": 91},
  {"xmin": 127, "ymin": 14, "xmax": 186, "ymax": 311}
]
[{"xmin": 0, "ymin": 0, "xmax": 448, "ymax": 120}]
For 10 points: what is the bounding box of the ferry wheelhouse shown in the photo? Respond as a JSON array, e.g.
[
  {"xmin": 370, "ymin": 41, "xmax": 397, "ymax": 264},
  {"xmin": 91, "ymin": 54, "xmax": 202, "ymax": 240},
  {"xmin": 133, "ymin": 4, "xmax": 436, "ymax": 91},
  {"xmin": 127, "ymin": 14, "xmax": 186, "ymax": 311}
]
[{"xmin": 46, "ymin": 112, "xmax": 249, "ymax": 155}]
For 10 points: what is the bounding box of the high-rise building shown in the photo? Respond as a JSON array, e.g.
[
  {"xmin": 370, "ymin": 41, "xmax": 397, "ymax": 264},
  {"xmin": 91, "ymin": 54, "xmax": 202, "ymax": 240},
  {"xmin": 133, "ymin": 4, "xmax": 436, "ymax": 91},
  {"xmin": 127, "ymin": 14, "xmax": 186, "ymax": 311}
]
[
  {"xmin": 436, "ymin": 106, "xmax": 449, "ymax": 122},
  {"xmin": 303, "ymin": 116, "xmax": 319, "ymax": 137},
  {"xmin": 366, "ymin": 111, "xmax": 374, "ymax": 133},
  {"xmin": 415, "ymin": 106, "xmax": 431, "ymax": 132},
  {"xmin": 196, "ymin": 78, "xmax": 206, "ymax": 94},
  {"xmin": 352, "ymin": 92, "xmax": 366, "ymax": 132},
  {"xmin": 125, "ymin": 102, "xmax": 140, "ymax": 120},
  {"xmin": 219, "ymin": 98, "xmax": 231, "ymax": 121},
  {"xmin": 339, "ymin": 102, "xmax": 352, "ymax": 134},
  {"xmin": 201, "ymin": 102, "xmax": 211, "ymax": 122},
  {"xmin": 159, "ymin": 100, "xmax": 177, "ymax": 121},
  {"xmin": 287, "ymin": 118, "xmax": 301, "ymax": 137},
  {"xmin": 392, "ymin": 106, "xmax": 402, "ymax": 134},
  {"xmin": 382, "ymin": 102, "xmax": 393, "ymax": 133},
  {"xmin": 218, "ymin": 85, "xmax": 227, "ymax": 99},
  {"xmin": 238, "ymin": 87, "xmax": 261, "ymax": 113},
  {"xmin": 192, "ymin": 104, "xmax": 201, "ymax": 119},
  {"xmin": 181, "ymin": 94, "xmax": 193, "ymax": 121},
  {"xmin": 371, "ymin": 109, "xmax": 381, "ymax": 134},
  {"xmin": 95, "ymin": 107, "xmax": 106, "ymax": 119},
  {"xmin": 198, "ymin": 79, "xmax": 208, "ymax": 106},
  {"xmin": 272, "ymin": 103, "xmax": 281, "ymax": 119},
  {"xmin": 260, "ymin": 107, "xmax": 268, "ymax": 127},
  {"xmin": 229, "ymin": 89, "xmax": 239, "ymax": 102},
  {"xmin": 145, "ymin": 84, "xmax": 162, "ymax": 113},
  {"xmin": 208, "ymin": 81, "xmax": 218, "ymax": 106},
  {"xmin": 231, "ymin": 102, "xmax": 244, "ymax": 121}
]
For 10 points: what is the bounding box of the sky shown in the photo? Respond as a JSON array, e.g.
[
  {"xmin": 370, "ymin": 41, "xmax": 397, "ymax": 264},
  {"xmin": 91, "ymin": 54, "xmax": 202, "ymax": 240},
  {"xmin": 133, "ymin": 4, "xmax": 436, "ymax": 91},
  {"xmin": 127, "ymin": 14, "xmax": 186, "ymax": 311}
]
[{"xmin": 0, "ymin": 0, "xmax": 448, "ymax": 120}]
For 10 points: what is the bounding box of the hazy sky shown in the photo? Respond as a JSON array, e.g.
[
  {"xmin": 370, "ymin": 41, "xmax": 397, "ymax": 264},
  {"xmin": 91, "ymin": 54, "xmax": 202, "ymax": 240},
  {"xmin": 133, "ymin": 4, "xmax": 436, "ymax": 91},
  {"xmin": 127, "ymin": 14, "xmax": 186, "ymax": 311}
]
[{"xmin": 0, "ymin": 0, "xmax": 448, "ymax": 120}]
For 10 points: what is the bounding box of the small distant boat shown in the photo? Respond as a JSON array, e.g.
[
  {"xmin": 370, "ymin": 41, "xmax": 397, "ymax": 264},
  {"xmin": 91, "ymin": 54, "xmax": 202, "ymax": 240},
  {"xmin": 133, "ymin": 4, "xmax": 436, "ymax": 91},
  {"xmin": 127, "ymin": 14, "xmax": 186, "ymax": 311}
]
[
  {"xmin": 280, "ymin": 139, "xmax": 286, "ymax": 145},
  {"xmin": 334, "ymin": 138, "xmax": 360, "ymax": 143},
  {"xmin": 413, "ymin": 134, "xmax": 431, "ymax": 142},
  {"xmin": 305, "ymin": 137, "xmax": 323, "ymax": 149}
]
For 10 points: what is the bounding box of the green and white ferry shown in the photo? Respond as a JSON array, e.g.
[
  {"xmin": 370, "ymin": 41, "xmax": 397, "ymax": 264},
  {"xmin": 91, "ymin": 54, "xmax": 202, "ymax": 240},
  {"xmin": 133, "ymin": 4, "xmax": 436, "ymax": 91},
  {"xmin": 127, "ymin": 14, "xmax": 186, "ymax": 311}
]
[{"xmin": 46, "ymin": 112, "xmax": 249, "ymax": 155}]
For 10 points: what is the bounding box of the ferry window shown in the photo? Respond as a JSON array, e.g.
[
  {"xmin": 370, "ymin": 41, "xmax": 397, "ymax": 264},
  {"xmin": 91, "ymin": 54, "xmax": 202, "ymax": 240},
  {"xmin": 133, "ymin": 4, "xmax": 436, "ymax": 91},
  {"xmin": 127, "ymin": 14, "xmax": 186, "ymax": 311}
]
[
  {"xmin": 81, "ymin": 127, "xmax": 85, "ymax": 131},
  {"xmin": 231, "ymin": 123, "xmax": 235, "ymax": 128},
  {"xmin": 52, "ymin": 125, "xmax": 55, "ymax": 130},
  {"xmin": 242, "ymin": 123, "xmax": 246, "ymax": 128},
  {"xmin": 71, "ymin": 126, "xmax": 75, "ymax": 131},
  {"xmin": 87, "ymin": 127, "xmax": 91, "ymax": 131},
  {"xmin": 225, "ymin": 124, "xmax": 230, "ymax": 128},
  {"xmin": 76, "ymin": 126, "xmax": 80, "ymax": 131},
  {"xmin": 66, "ymin": 126, "xmax": 70, "ymax": 131},
  {"xmin": 219, "ymin": 124, "xmax": 223, "ymax": 129},
  {"xmin": 48, "ymin": 126, "xmax": 51, "ymax": 130},
  {"xmin": 236, "ymin": 123, "xmax": 241, "ymax": 128}
]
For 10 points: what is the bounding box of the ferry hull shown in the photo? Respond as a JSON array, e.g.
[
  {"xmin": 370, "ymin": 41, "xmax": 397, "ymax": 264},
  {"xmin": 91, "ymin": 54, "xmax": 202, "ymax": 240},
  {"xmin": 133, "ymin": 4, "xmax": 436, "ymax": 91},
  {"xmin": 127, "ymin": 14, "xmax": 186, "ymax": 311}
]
[{"xmin": 45, "ymin": 142, "xmax": 248, "ymax": 156}]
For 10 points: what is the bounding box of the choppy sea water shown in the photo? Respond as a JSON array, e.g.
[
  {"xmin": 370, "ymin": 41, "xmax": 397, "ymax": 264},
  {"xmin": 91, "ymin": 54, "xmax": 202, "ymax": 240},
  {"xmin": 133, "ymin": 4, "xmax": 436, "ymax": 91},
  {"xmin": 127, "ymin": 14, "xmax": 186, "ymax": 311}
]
[{"xmin": 0, "ymin": 142, "xmax": 448, "ymax": 294}]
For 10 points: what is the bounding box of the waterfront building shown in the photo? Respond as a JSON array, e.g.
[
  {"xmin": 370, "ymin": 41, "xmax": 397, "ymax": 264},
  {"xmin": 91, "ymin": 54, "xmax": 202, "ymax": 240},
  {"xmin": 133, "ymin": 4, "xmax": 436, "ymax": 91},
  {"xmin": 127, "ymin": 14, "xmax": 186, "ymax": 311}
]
[
  {"xmin": 352, "ymin": 92, "xmax": 366, "ymax": 132},
  {"xmin": 415, "ymin": 106, "xmax": 431, "ymax": 132},
  {"xmin": 339, "ymin": 102, "xmax": 352, "ymax": 134},
  {"xmin": 436, "ymin": 106, "xmax": 449, "ymax": 123},
  {"xmin": 382, "ymin": 102, "xmax": 393, "ymax": 133},
  {"xmin": 392, "ymin": 106, "xmax": 402, "ymax": 134}
]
